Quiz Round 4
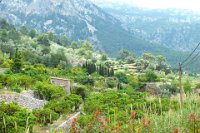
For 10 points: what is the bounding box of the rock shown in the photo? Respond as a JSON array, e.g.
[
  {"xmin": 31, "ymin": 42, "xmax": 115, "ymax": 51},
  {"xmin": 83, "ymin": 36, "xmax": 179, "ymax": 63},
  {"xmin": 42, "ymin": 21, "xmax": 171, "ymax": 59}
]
[{"xmin": 0, "ymin": 93, "xmax": 47, "ymax": 110}]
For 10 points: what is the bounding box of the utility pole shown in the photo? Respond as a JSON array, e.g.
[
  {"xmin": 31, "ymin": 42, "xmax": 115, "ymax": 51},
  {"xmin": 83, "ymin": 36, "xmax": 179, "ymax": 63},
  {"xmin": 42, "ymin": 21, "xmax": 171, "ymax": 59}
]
[{"xmin": 179, "ymin": 63, "xmax": 183, "ymax": 107}]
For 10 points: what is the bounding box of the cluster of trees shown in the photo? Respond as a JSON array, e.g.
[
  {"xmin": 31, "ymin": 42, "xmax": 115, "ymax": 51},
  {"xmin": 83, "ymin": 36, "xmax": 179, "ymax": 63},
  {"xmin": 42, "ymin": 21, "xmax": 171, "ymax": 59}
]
[
  {"xmin": 117, "ymin": 49, "xmax": 135, "ymax": 64},
  {"xmin": 136, "ymin": 53, "xmax": 171, "ymax": 74},
  {"xmin": 82, "ymin": 61, "xmax": 114, "ymax": 77},
  {"xmin": 0, "ymin": 19, "xmax": 73, "ymax": 69}
]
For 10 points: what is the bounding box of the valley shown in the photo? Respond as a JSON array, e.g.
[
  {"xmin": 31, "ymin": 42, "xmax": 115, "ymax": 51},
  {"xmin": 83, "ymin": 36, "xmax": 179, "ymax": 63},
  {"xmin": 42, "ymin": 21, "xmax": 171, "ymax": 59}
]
[{"xmin": 0, "ymin": 0, "xmax": 200, "ymax": 133}]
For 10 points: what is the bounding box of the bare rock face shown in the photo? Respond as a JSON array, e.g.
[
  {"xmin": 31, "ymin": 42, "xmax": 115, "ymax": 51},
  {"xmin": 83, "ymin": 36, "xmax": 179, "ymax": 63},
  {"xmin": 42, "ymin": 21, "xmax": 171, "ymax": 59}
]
[
  {"xmin": 0, "ymin": 0, "xmax": 166, "ymax": 57},
  {"xmin": 0, "ymin": 0, "xmax": 116, "ymax": 50},
  {"xmin": 0, "ymin": 91, "xmax": 47, "ymax": 110}
]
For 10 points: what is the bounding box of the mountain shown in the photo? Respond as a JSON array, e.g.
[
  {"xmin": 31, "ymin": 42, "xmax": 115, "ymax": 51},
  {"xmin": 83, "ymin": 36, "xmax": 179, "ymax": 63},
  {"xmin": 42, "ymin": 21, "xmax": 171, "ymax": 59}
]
[
  {"xmin": 91, "ymin": 2, "xmax": 200, "ymax": 52},
  {"xmin": 0, "ymin": 0, "xmax": 172, "ymax": 57}
]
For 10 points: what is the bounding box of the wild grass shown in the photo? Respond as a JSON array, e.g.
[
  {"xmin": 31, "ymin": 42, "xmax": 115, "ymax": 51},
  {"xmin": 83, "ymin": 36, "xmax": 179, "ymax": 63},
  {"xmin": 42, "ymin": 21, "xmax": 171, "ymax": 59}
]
[{"xmin": 73, "ymin": 94, "xmax": 200, "ymax": 133}]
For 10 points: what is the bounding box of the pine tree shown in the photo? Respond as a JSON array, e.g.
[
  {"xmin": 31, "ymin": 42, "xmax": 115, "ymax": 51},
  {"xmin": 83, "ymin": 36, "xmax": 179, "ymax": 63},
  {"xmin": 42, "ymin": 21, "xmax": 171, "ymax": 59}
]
[{"xmin": 11, "ymin": 48, "xmax": 23, "ymax": 73}]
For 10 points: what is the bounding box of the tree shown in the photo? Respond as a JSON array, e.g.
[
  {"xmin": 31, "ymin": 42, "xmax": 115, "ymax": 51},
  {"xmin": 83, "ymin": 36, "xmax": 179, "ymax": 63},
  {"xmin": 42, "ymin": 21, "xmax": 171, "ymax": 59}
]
[
  {"xmin": 41, "ymin": 47, "xmax": 50, "ymax": 55},
  {"xmin": 20, "ymin": 25, "xmax": 29, "ymax": 35},
  {"xmin": 0, "ymin": 29, "xmax": 9, "ymax": 42},
  {"xmin": 0, "ymin": 19, "xmax": 11, "ymax": 30},
  {"xmin": 80, "ymin": 41, "xmax": 93, "ymax": 51},
  {"xmin": 37, "ymin": 34, "xmax": 50, "ymax": 46},
  {"xmin": 144, "ymin": 70, "xmax": 158, "ymax": 82},
  {"xmin": 156, "ymin": 55, "xmax": 166, "ymax": 65},
  {"xmin": 70, "ymin": 42, "xmax": 78, "ymax": 50},
  {"xmin": 115, "ymin": 72, "xmax": 129, "ymax": 84},
  {"xmin": 142, "ymin": 53, "xmax": 155, "ymax": 61},
  {"xmin": 59, "ymin": 35, "xmax": 70, "ymax": 46},
  {"xmin": 126, "ymin": 55, "xmax": 135, "ymax": 64},
  {"xmin": 118, "ymin": 49, "xmax": 130, "ymax": 60},
  {"xmin": 11, "ymin": 48, "xmax": 23, "ymax": 73},
  {"xmin": 118, "ymin": 49, "xmax": 135, "ymax": 63},
  {"xmin": 8, "ymin": 29, "xmax": 21, "ymax": 42},
  {"xmin": 101, "ymin": 54, "xmax": 108, "ymax": 61},
  {"xmin": 29, "ymin": 29, "xmax": 37, "ymax": 38}
]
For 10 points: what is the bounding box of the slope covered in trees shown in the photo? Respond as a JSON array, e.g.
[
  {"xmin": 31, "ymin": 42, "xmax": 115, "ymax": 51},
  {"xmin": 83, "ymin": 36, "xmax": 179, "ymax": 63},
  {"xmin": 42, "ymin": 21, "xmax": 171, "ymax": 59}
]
[{"xmin": 0, "ymin": 19, "xmax": 199, "ymax": 133}]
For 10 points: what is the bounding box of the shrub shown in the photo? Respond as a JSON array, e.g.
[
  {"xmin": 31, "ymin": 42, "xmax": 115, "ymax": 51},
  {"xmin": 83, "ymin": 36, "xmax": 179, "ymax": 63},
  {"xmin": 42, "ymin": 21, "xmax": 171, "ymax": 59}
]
[
  {"xmin": 183, "ymin": 81, "xmax": 192, "ymax": 93},
  {"xmin": 45, "ymin": 94, "xmax": 82, "ymax": 114},
  {"xmin": 139, "ymin": 70, "xmax": 159, "ymax": 82},
  {"xmin": 106, "ymin": 78, "xmax": 117, "ymax": 88},
  {"xmin": 128, "ymin": 77, "xmax": 140, "ymax": 90},
  {"xmin": 71, "ymin": 85, "xmax": 88, "ymax": 99},
  {"xmin": 34, "ymin": 82, "xmax": 65, "ymax": 101},
  {"xmin": 10, "ymin": 85, "xmax": 22, "ymax": 93},
  {"xmin": 84, "ymin": 90, "xmax": 147, "ymax": 120},
  {"xmin": 0, "ymin": 102, "xmax": 36, "ymax": 133},
  {"xmin": 33, "ymin": 108, "xmax": 59, "ymax": 125},
  {"xmin": 115, "ymin": 72, "xmax": 129, "ymax": 84}
]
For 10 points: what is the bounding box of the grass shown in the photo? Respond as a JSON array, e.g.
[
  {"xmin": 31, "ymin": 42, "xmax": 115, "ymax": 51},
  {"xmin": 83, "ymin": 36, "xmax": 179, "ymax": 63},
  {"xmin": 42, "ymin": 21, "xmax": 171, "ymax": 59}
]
[{"xmin": 144, "ymin": 94, "xmax": 200, "ymax": 132}]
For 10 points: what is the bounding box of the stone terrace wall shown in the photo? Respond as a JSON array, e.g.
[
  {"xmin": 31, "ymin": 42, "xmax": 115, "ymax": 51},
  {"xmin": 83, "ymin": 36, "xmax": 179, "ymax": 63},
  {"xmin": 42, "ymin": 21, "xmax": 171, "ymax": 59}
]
[{"xmin": 0, "ymin": 92, "xmax": 47, "ymax": 110}]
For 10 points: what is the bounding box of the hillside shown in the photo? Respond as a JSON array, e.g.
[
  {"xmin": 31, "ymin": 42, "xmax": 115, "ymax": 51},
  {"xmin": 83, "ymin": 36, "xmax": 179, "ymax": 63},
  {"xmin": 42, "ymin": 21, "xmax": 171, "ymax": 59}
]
[
  {"xmin": 0, "ymin": 18, "xmax": 199, "ymax": 133},
  {"xmin": 0, "ymin": 0, "xmax": 175, "ymax": 57},
  {"xmin": 93, "ymin": 3, "xmax": 200, "ymax": 52}
]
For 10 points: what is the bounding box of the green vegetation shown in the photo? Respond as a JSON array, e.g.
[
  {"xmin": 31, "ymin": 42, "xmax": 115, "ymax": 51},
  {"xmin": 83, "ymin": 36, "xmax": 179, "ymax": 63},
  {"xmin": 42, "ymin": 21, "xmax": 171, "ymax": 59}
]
[
  {"xmin": 0, "ymin": 102, "xmax": 36, "ymax": 133},
  {"xmin": 0, "ymin": 19, "xmax": 199, "ymax": 133}
]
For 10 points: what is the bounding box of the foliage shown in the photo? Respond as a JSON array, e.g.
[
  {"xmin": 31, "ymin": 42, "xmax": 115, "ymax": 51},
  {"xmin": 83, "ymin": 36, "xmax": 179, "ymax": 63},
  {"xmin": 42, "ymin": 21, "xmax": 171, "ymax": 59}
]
[
  {"xmin": 117, "ymin": 49, "xmax": 135, "ymax": 64},
  {"xmin": 139, "ymin": 70, "xmax": 159, "ymax": 82},
  {"xmin": 183, "ymin": 80, "xmax": 192, "ymax": 93},
  {"xmin": 45, "ymin": 94, "xmax": 82, "ymax": 114},
  {"xmin": 128, "ymin": 76, "xmax": 140, "ymax": 90},
  {"xmin": 115, "ymin": 72, "xmax": 129, "ymax": 84},
  {"xmin": 84, "ymin": 90, "xmax": 147, "ymax": 119},
  {"xmin": 106, "ymin": 78, "xmax": 117, "ymax": 88},
  {"xmin": 101, "ymin": 54, "xmax": 108, "ymax": 61},
  {"xmin": 0, "ymin": 102, "xmax": 36, "ymax": 133},
  {"xmin": 37, "ymin": 34, "xmax": 50, "ymax": 46},
  {"xmin": 11, "ymin": 48, "xmax": 23, "ymax": 73},
  {"xmin": 34, "ymin": 82, "xmax": 65, "ymax": 101},
  {"xmin": 82, "ymin": 61, "xmax": 96, "ymax": 75},
  {"xmin": 33, "ymin": 108, "xmax": 59, "ymax": 125}
]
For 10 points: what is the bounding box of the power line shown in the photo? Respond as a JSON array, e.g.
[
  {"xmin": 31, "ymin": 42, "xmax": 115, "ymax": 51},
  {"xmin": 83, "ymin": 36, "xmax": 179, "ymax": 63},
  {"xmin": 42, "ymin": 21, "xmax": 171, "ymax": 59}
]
[
  {"xmin": 182, "ymin": 50, "xmax": 200, "ymax": 68},
  {"xmin": 178, "ymin": 41, "xmax": 200, "ymax": 107},
  {"xmin": 181, "ymin": 42, "xmax": 200, "ymax": 65}
]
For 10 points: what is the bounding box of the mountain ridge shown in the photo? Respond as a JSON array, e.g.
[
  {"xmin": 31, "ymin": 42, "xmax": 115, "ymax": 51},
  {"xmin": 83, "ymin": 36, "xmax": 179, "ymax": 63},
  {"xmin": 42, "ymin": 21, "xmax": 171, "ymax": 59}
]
[
  {"xmin": 93, "ymin": 2, "xmax": 200, "ymax": 52},
  {"xmin": 0, "ymin": 0, "xmax": 172, "ymax": 57}
]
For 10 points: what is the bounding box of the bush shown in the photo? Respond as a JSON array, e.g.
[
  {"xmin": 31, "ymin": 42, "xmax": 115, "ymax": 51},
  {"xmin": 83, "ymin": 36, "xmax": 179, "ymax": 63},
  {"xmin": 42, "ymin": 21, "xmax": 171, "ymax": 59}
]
[
  {"xmin": 72, "ymin": 85, "xmax": 88, "ymax": 99},
  {"xmin": 77, "ymin": 115, "xmax": 93, "ymax": 128},
  {"xmin": 45, "ymin": 94, "xmax": 82, "ymax": 114},
  {"xmin": 10, "ymin": 85, "xmax": 22, "ymax": 93},
  {"xmin": 160, "ymin": 84, "xmax": 177, "ymax": 97},
  {"xmin": 33, "ymin": 108, "xmax": 59, "ymax": 125},
  {"xmin": 63, "ymin": 68, "xmax": 88, "ymax": 84},
  {"xmin": 34, "ymin": 82, "xmax": 65, "ymax": 101},
  {"xmin": 115, "ymin": 72, "xmax": 129, "ymax": 84},
  {"xmin": 183, "ymin": 81, "xmax": 192, "ymax": 93},
  {"xmin": 128, "ymin": 77, "xmax": 140, "ymax": 90},
  {"xmin": 106, "ymin": 78, "xmax": 117, "ymax": 88},
  {"xmin": 139, "ymin": 70, "xmax": 159, "ymax": 82},
  {"xmin": 84, "ymin": 90, "xmax": 147, "ymax": 120},
  {"xmin": 0, "ymin": 102, "xmax": 36, "ymax": 133}
]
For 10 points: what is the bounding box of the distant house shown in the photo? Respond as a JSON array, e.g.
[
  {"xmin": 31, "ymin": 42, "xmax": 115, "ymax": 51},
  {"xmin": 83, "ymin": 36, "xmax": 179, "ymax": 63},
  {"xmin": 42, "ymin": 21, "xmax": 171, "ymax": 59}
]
[{"xmin": 50, "ymin": 77, "xmax": 71, "ymax": 94}]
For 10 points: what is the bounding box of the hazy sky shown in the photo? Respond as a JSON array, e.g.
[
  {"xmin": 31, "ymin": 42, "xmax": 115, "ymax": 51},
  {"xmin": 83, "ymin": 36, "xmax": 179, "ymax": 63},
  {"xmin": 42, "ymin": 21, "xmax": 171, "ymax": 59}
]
[{"xmin": 94, "ymin": 0, "xmax": 200, "ymax": 11}]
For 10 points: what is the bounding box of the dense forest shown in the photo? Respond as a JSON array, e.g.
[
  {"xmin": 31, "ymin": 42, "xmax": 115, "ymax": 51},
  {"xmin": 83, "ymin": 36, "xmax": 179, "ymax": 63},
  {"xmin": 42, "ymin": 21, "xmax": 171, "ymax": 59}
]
[{"xmin": 0, "ymin": 19, "xmax": 199, "ymax": 133}]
